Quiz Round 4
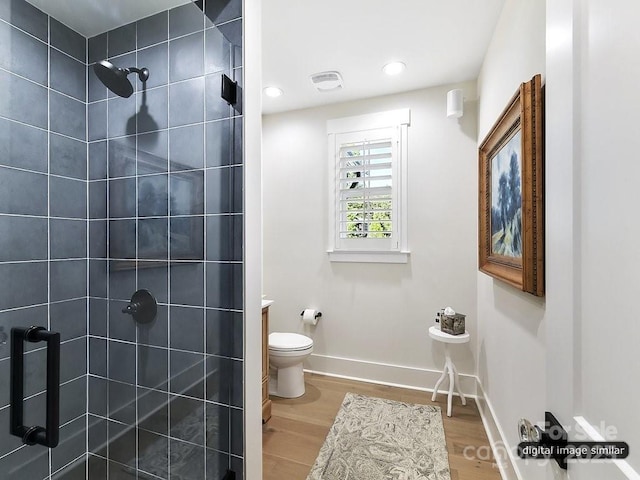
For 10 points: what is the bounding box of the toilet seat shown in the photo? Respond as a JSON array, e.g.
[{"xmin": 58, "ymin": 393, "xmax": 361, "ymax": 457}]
[{"xmin": 269, "ymin": 332, "xmax": 313, "ymax": 352}]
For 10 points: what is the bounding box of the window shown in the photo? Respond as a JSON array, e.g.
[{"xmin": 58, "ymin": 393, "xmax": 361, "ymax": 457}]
[{"xmin": 327, "ymin": 109, "xmax": 410, "ymax": 263}]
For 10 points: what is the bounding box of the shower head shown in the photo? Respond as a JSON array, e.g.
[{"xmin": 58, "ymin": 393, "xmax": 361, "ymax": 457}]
[{"xmin": 93, "ymin": 60, "xmax": 149, "ymax": 98}]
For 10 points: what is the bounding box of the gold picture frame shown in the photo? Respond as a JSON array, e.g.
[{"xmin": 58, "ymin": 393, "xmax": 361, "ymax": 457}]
[{"xmin": 478, "ymin": 74, "xmax": 544, "ymax": 296}]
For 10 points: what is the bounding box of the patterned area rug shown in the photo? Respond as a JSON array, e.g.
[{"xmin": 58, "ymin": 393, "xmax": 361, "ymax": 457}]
[{"xmin": 307, "ymin": 393, "xmax": 451, "ymax": 480}]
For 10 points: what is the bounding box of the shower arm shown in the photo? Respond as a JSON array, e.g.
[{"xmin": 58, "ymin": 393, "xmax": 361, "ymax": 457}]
[{"xmin": 127, "ymin": 67, "xmax": 149, "ymax": 83}]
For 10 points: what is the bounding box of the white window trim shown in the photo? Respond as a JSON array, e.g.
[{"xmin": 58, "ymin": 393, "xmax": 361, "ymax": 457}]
[{"xmin": 327, "ymin": 108, "xmax": 410, "ymax": 263}]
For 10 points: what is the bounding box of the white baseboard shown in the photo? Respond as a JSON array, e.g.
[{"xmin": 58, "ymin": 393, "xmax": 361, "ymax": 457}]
[
  {"xmin": 306, "ymin": 353, "xmax": 477, "ymax": 400},
  {"xmin": 475, "ymin": 379, "xmax": 521, "ymax": 480},
  {"xmin": 305, "ymin": 353, "xmax": 522, "ymax": 480}
]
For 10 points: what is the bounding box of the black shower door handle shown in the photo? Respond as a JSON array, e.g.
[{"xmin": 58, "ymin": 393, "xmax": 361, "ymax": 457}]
[{"xmin": 10, "ymin": 326, "xmax": 60, "ymax": 448}]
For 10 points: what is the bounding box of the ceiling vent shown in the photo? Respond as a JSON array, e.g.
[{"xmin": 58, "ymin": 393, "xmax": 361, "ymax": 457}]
[{"xmin": 310, "ymin": 71, "xmax": 343, "ymax": 92}]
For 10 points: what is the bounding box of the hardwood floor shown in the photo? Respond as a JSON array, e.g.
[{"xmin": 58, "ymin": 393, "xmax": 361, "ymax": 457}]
[{"xmin": 262, "ymin": 373, "xmax": 502, "ymax": 480}]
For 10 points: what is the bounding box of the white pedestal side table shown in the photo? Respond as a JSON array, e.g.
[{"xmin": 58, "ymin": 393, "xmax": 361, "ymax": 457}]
[{"xmin": 428, "ymin": 325, "xmax": 470, "ymax": 417}]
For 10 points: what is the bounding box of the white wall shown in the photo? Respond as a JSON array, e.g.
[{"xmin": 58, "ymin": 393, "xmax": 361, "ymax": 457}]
[
  {"xmin": 476, "ymin": 0, "xmax": 546, "ymax": 478},
  {"xmin": 262, "ymin": 83, "xmax": 479, "ymax": 390}
]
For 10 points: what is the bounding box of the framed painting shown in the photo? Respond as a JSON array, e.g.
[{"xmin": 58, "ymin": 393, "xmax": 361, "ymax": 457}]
[{"xmin": 478, "ymin": 74, "xmax": 544, "ymax": 296}]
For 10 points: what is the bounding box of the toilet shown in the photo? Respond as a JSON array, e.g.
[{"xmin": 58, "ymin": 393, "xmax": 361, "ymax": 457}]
[{"xmin": 268, "ymin": 332, "xmax": 313, "ymax": 398}]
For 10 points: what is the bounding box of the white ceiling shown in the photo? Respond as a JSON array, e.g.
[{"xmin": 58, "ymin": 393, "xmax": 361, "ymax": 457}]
[
  {"xmin": 25, "ymin": 0, "xmax": 192, "ymax": 37},
  {"xmin": 262, "ymin": 0, "xmax": 505, "ymax": 114}
]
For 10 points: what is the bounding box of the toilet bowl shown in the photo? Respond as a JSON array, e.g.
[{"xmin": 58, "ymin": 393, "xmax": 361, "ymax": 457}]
[{"xmin": 268, "ymin": 332, "xmax": 313, "ymax": 398}]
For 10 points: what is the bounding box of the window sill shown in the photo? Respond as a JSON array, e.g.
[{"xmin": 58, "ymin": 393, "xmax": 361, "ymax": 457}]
[{"xmin": 327, "ymin": 250, "xmax": 410, "ymax": 264}]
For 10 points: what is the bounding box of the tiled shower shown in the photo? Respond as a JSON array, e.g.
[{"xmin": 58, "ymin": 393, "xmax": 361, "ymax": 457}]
[{"xmin": 0, "ymin": 0, "xmax": 244, "ymax": 478}]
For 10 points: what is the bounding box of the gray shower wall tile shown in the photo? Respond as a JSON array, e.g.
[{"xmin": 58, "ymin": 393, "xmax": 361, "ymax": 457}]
[
  {"xmin": 0, "ymin": 0, "xmax": 48, "ymax": 42},
  {"xmin": 89, "ymin": 259, "xmax": 107, "ymax": 298},
  {"xmin": 89, "ymin": 141, "xmax": 108, "ymax": 180},
  {"xmin": 170, "ymin": 2, "xmax": 205, "ymax": 38},
  {"xmin": 88, "ymin": 32, "xmax": 107, "ymax": 63},
  {"xmin": 50, "ymin": 133, "xmax": 87, "ymax": 180},
  {"xmin": 50, "ymin": 259, "xmax": 87, "ymax": 301},
  {"xmin": 108, "ymin": 21, "xmax": 136, "ymax": 57},
  {"xmin": 89, "ymin": 180, "xmax": 107, "ymax": 219},
  {"xmin": 205, "ymin": 165, "xmax": 243, "ymax": 214},
  {"xmin": 0, "ymin": 261, "xmax": 48, "ymax": 310},
  {"xmin": 138, "ymin": 174, "xmax": 169, "ymax": 217},
  {"xmin": 138, "ymin": 217, "xmax": 169, "ymax": 260},
  {"xmin": 0, "ymin": 69, "xmax": 48, "ymax": 128},
  {"xmin": 88, "ymin": 377, "xmax": 108, "ymax": 416},
  {"xmin": 138, "ymin": 345, "xmax": 168, "ymax": 390},
  {"xmin": 60, "ymin": 337, "xmax": 87, "ymax": 383},
  {"xmin": 204, "ymin": 0, "xmax": 242, "ymax": 26},
  {"xmin": 50, "ymin": 176, "xmax": 87, "ymax": 219},
  {"xmin": 108, "ymin": 382, "xmax": 136, "ymax": 424},
  {"xmin": 170, "ymin": 261, "xmax": 204, "ymax": 306},
  {"xmin": 138, "ymin": 11, "xmax": 168, "ymax": 49},
  {"xmin": 138, "ymin": 387, "xmax": 169, "ymax": 435},
  {"xmin": 50, "ymin": 298, "xmax": 88, "ymax": 342},
  {"xmin": 205, "ymin": 214, "xmax": 243, "ymax": 262},
  {"xmin": 108, "ymin": 137, "xmax": 137, "ymax": 178},
  {"xmin": 169, "ymin": 350, "xmax": 205, "ymax": 399},
  {"xmin": 170, "ymin": 216, "xmax": 204, "ymax": 261},
  {"xmin": 169, "ymin": 76, "xmax": 204, "ymax": 127},
  {"xmin": 89, "ymin": 298, "xmax": 107, "ymax": 336},
  {"xmin": 108, "ymin": 177, "xmax": 137, "ymax": 217},
  {"xmin": 50, "ymin": 47, "xmax": 86, "ymax": 101},
  {"xmin": 89, "ymin": 221, "xmax": 107, "ymax": 258},
  {"xmin": 0, "ymin": 167, "xmax": 48, "ymax": 216},
  {"xmin": 205, "ymin": 26, "xmax": 231, "ymax": 74},
  {"xmin": 0, "ymin": 20, "xmax": 48, "ymax": 85},
  {"xmin": 0, "ymin": 117, "xmax": 48, "ymax": 172},
  {"xmin": 0, "ymin": 215, "xmax": 47, "ymax": 261},
  {"xmin": 108, "ymin": 95, "xmax": 137, "ymax": 138},
  {"xmin": 138, "ymin": 130, "xmax": 168, "ymax": 174},
  {"xmin": 59, "ymin": 376, "xmax": 87, "ymax": 424},
  {"xmin": 50, "ymin": 92, "xmax": 86, "ymax": 141},
  {"xmin": 51, "ymin": 219, "xmax": 87, "ymax": 259},
  {"xmin": 170, "ymin": 31, "xmax": 204, "ymax": 83},
  {"xmin": 0, "ymin": 305, "xmax": 48, "ymax": 361},
  {"xmin": 206, "ymin": 262, "xmax": 243, "ymax": 310},
  {"xmin": 89, "ymin": 337, "xmax": 106, "ymax": 376},
  {"xmin": 170, "ymin": 170, "xmax": 204, "ymax": 215},
  {"xmin": 170, "ymin": 306, "xmax": 205, "ymax": 352},
  {"xmin": 206, "ymin": 309, "xmax": 243, "ymax": 359},
  {"xmin": 205, "ymin": 403, "xmax": 230, "ymax": 453},
  {"xmin": 52, "ymin": 415, "xmax": 86, "ymax": 473},
  {"xmin": 50, "ymin": 18, "xmax": 86, "ymax": 62},
  {"xmin": 89, "ymin": 100, "xmax": 108, "ymax": 141},
  {"xmin": 108, "ymin": 341, "xmax": 136, "ymax": 385},
  {"xmin": 218, "ymin": 18, "xmax": 242, "ymax": 68},
  {"xmin": 89, "ymin": 64, "xmax": 108, "ymax": 102},
  {"xmin": 0, "ymin": 440, "xmax": 49, "ymax": 480},
  {"xmin": 137, "ymin": 85, "xmax": 168, "ymax": 133},
  {"xmin": 138, "ymin": 43, "xmax": 168, "ymax": 89},
  {"xmin": 170, "ymin": 123, "xmax": 204, "ymax": 171}
]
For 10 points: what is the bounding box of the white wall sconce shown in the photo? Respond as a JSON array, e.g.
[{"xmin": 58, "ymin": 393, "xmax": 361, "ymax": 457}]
[{"xmin": 447, "ymin": 89, "xmax": 464, "ymax": 118}]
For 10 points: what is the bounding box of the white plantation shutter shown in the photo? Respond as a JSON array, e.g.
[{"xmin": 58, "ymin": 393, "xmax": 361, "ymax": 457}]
[
  {"xmin": 337, "ymin": 134, "xmax": 394, "ymax": 240},
  {"xmin": 327, "ymin": 109, "xmax": 410, "ymax": 263}
]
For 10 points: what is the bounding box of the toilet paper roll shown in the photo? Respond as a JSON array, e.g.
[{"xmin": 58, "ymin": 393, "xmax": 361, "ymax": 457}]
[{"xmin": 301, "ymin": 309, "xmax": 320, "ymax": 326}]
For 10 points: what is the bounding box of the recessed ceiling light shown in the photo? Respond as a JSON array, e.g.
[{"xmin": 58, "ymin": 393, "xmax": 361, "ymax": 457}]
[
  {"xmin": 263, "ymin": 86, "xmax": 284, "ymax": 98},
  {"xmin": 383, "ymin": 62, "xmax": 406, "ymax": 76}
]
